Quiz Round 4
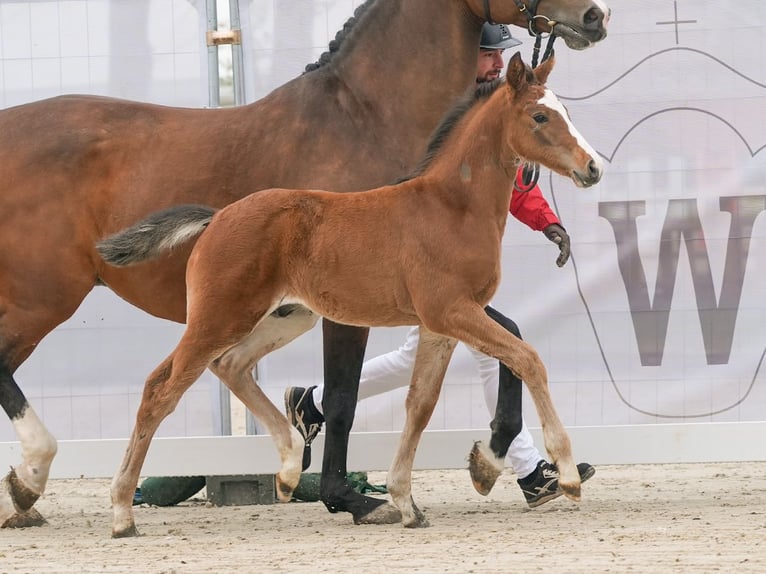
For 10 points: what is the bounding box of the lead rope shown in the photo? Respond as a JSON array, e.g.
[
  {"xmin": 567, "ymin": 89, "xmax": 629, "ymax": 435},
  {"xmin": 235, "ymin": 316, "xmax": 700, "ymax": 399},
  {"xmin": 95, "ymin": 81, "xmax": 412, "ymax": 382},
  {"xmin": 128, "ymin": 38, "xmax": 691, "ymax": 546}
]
[
  {"xmin": 508, "ymin": 1, "xmax": 556, "ymax": 191},
  {"xmin": 530, "ymin": 32, "xmax": 556, "ymax": 68}
]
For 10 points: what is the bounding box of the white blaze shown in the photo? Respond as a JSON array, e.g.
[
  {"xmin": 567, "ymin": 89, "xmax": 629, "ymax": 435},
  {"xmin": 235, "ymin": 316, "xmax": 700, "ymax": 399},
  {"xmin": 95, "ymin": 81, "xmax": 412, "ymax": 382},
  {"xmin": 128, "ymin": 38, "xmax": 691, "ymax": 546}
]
[{"xmin": 538, "ymin": 89, "xmax": 604, "ymax": 175}]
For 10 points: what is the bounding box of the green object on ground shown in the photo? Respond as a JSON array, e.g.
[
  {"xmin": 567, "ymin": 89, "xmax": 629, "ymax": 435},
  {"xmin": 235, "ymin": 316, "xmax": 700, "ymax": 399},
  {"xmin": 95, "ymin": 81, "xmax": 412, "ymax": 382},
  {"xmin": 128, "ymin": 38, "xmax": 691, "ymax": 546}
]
[
  {"xmin": 291, "ymin": 471, "xmax": 387, "ymax": 502},
  {"xmin": 138, "ymin": 475, "xmax": 206, "ymax": 507}
]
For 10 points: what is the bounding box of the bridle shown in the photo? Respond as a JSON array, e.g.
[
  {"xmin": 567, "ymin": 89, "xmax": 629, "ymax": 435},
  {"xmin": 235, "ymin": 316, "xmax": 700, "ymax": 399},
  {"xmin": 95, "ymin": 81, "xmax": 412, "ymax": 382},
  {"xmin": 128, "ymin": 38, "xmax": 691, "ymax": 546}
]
[
  {"xmin": 483, "ymin": 0, "xmax": 558, "ymax": 68},
  {"xmin": 483, "ymin": 0, "xmax": 553, "ymax": 191}
]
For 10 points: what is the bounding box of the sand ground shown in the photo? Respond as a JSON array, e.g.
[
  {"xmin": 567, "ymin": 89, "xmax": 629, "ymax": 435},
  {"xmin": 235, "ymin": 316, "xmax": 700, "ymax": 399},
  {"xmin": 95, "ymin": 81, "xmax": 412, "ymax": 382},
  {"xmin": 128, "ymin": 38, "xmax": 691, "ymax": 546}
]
[{"xmin": 2, "ymin": 462, "xmax": 765, "ymax": 573}]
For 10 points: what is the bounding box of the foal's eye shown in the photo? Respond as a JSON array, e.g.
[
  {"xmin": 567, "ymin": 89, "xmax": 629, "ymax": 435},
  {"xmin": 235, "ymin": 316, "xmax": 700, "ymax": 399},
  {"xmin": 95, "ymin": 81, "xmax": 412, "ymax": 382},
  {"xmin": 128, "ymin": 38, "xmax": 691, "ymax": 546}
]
[{"xmin": 533, "ymin": 113, "xmax": 548, "ymax": 124}]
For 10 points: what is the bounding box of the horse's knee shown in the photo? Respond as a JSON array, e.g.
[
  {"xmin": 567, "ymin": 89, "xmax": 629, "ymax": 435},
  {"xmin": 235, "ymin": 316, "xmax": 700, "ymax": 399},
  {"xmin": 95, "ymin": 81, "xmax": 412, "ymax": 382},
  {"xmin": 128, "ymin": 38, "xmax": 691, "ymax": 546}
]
[{"xmin": 484, "ymin": 305, "xmax": 522, "ymax": 339}]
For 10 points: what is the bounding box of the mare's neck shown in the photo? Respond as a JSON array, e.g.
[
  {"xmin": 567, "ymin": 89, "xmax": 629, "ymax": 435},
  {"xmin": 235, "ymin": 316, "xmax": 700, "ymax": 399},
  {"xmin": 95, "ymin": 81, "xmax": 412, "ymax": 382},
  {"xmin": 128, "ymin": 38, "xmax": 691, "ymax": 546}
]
[{"xmin": 329, "ymin": 0, "xmax": 482, "ymax": 145}]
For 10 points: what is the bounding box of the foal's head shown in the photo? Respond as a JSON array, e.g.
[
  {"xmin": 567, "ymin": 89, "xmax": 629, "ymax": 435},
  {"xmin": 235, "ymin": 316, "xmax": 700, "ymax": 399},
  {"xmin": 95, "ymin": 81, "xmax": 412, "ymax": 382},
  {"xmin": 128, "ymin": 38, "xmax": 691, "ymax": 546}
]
[{"xmin": 503, "ymin": 52, "xmax": 603, "ymax": 188}]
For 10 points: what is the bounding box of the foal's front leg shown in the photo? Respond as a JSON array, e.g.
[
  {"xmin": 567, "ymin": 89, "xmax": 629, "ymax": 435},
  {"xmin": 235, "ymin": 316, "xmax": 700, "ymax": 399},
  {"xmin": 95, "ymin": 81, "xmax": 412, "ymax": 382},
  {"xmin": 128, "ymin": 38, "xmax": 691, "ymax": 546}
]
[
  {"xmin": 469, "ymin": 306, "xmax": 524, "ymax": 495},
  {"xmin": 387, "ymin": 328, "xmax": 456, "ymax": 528},
  {"xmin": 434, "ymin": 302, "xmax": 580, "ymax": 502}
]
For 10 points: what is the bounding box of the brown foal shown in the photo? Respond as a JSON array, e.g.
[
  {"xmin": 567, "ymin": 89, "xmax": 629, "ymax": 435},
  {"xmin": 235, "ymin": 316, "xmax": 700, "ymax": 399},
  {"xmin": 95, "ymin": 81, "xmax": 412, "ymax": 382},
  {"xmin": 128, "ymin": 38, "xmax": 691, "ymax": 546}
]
[{"xmin": 98, "ymin": 53, "xmax": 604, "ymax": 532}]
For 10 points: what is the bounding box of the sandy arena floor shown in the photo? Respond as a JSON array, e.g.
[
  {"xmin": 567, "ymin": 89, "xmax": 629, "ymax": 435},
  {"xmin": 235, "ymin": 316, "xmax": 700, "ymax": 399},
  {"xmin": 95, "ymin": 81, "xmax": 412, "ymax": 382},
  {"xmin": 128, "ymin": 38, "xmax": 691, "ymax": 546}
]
[{"xmin": 2, "ymin": 462, "xmax": 765, "ymax": 573}]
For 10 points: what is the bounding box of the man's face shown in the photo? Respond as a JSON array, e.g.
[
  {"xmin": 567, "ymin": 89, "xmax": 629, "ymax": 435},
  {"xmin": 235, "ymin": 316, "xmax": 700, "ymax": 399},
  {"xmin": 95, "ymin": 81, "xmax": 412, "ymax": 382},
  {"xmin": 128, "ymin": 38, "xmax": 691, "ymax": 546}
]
[{"xmin": 476, "ymin": 49, "xmax": 505, "ymax": 83}]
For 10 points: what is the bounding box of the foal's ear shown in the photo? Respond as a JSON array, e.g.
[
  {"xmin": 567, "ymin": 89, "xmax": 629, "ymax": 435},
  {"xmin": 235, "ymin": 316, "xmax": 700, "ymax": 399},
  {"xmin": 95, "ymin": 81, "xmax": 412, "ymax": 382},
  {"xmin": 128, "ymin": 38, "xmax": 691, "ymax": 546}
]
[
  {"xmin": 506, "ymin": 52, "xmax": 528, "ymax": 95},
  {"xmin": 534, "ymin": 53, "xmax": 556, "ymax": 85}
]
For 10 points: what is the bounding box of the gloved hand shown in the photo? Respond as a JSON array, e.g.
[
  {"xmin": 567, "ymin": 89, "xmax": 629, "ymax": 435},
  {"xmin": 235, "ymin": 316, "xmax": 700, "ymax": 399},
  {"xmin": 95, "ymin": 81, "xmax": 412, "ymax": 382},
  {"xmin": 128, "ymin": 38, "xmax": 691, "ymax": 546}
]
[{"xmin": 543, "ymin": 223, "xmax": 570, "ymax": 268}]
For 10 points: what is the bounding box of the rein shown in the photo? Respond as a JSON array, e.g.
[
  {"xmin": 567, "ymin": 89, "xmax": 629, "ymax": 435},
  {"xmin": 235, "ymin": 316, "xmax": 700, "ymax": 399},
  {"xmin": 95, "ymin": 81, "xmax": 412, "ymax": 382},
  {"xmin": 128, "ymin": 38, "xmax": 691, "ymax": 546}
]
[{"xmin": 495, "ymin": 0, "xmax": 554, "ymax": 191}]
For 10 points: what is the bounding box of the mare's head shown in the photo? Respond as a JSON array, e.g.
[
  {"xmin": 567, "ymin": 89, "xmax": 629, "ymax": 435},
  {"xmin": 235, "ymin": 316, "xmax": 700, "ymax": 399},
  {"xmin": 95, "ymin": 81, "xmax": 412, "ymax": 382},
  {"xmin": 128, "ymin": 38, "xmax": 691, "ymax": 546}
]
[
  {"xmin": 502, "ymin": 52, "xmax": 603, "ymax": 188},
  {"xmin": 472, "ymin": 0, "xmax": 610, "ymax": 50}
]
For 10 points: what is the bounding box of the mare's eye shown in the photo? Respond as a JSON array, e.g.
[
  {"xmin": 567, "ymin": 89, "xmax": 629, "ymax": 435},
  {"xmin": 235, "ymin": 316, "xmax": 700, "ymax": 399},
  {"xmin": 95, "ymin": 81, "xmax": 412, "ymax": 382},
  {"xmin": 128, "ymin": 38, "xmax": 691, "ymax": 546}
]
[{"xmin": 533, "ymin": 113, "xmax": 548, "ymax": 124}]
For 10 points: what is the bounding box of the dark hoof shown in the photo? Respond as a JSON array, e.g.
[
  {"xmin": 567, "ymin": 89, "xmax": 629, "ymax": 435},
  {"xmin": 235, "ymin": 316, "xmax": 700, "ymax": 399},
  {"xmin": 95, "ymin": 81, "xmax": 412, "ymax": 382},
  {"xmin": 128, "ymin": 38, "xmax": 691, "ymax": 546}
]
[
  {"xmin": 6, "ymin": 467, "xmax": 41, "ymax": 511},
  {"xmin": 2, "ymin": 507, "xmax": 47, "ymax": 528},
  {"xmin": 354, "ymin": 501, "xmax": 402, "ymax": 525},
  {"xmin": 468, "ymin": 441, "xmax": 502, "ymax": 496}
]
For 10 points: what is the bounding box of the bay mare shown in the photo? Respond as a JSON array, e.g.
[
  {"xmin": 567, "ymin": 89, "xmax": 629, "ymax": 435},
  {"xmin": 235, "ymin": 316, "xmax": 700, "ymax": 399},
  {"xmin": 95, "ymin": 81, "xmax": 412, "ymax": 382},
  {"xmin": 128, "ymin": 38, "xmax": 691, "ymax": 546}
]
[
  {"xmin": 0, "ymin": 0, "xmax": 610, "ymax": 530},
  {"xmin": 98, "ymin": 52, "xmax": 604, "ymax": 536}
]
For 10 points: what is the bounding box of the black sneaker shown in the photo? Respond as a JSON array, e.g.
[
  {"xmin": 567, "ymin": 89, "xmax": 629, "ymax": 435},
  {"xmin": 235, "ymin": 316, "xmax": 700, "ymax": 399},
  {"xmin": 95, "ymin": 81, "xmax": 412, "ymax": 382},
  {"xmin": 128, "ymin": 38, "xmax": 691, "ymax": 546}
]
[
  {"xmin": 517, "ymin": 460, "xmax": 596, "ymax": 508},
  {"xmin": 284, "ymin": 386, "xmax": 325, "ymax": 470}
]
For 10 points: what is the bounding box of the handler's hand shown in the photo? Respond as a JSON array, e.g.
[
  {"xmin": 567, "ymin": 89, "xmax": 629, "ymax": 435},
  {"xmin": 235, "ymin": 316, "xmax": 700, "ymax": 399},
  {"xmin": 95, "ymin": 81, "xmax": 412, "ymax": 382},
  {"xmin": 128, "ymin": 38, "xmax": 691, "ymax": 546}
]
[{"xmin": 543, "ymin": 223, "xmax": 570, "ymax": 268}]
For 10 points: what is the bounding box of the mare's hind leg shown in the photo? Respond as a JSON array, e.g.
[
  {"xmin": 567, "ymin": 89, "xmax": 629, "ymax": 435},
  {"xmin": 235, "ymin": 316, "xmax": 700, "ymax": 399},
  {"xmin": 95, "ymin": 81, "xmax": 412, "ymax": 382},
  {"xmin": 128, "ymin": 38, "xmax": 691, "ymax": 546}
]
[
  {"xmin": 0, "ymin": 272, "xmax": 95, "ymax": 528},
  {"xmin": 386, "ymin": 328, "xmax": 456, "ymax": 528},
  {"xmin": 320, "ymin": 320, "xmax": 401, "ymax": 525},
  {"xmin": 469, "ymin": 306, "xmax": 524, "ymax": 496},
  {"xmin": 0, "ymin": 364, "xmax": 56, "ymax": 528},
  {"xmin": 209, "ymin": 305, "xmax": 318, "ymax": 501},
  {"xmin": 425, "ymin": 301, "xmax": 580, "ymax": 502}
]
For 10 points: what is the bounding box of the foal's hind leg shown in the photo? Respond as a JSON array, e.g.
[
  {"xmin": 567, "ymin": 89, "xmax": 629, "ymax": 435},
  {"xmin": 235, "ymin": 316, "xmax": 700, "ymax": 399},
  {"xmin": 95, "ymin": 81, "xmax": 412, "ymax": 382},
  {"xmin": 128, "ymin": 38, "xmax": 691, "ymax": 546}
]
[
  {"xmin": 469, "ymin": 306, "xmax": 524, "ymax": 496},
  {"xmin": 209, "ymin": 306, "xmax": 318, "ymax": 501},
  {"xmin": 110, "ymin": 346, "xmax": 213, "ymax": 538},
  {"xmin": 425, "ymin": 301, "xmax": 580, "ymax": 502},
  {"xmin": 386, "ymin": 328, "xmax": 456, "ymax": 528}
]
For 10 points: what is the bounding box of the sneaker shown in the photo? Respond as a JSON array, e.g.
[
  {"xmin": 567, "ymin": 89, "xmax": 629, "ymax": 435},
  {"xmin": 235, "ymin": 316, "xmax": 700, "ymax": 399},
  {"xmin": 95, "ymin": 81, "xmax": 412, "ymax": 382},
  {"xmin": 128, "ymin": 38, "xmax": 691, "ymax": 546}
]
[
  {"xmin": 284, "ymin": 386, "xmax": 325, "ymax": 470},
  {"xmin": 517, "ymin": 460, "xmax": 596, "ymax": 508}
]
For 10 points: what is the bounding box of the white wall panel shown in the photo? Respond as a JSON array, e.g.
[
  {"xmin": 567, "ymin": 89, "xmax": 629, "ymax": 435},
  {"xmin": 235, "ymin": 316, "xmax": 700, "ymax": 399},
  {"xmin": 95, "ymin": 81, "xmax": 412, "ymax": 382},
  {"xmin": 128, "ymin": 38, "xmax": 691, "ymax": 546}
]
[{"xmin": 0, "ymin": 0, "xmax": 218, "ymax": 442}]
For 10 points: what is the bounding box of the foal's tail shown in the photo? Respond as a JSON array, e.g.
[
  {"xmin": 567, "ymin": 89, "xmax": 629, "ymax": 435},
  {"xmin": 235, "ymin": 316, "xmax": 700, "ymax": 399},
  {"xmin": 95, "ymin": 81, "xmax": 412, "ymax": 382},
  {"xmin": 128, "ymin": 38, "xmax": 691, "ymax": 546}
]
[{"xmin": 97, "ymin": 204, "xmax": 217, "ymax": 267}]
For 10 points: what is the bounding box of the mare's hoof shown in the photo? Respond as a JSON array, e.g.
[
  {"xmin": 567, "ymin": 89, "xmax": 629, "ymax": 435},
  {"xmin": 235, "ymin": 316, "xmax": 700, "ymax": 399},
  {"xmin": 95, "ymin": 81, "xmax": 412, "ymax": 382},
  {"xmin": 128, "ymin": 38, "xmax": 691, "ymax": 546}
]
[
  {"xmin": 112, "ymin": 524, "xmax": 141, "ymax": 538},
  {"xmin": 2, "ymin": 507, "xmax": 47, "ymax": 528},
  {"xmin": 354, "ymin": 501, "xmax": 402, "ymax": 525},
  {"xmin": 468, "ymin": 441, "xmax": 503, "ymax": 496}
]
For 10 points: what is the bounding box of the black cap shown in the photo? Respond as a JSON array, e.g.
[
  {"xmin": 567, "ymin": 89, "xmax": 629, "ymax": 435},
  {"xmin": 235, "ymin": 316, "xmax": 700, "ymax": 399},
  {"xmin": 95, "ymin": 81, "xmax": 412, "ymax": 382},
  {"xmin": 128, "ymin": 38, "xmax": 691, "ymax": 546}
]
[{"xmin": 480, "ymin": 23, "xmax": 522, "ymax": 50}]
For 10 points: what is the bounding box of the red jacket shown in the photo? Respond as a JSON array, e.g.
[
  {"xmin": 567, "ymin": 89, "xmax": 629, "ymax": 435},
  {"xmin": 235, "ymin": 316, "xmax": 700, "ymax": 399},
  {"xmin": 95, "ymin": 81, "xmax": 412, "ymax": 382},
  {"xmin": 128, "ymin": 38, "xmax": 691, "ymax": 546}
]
[{"xmin": 509, "ymin": 170, "xmax": 560, "ymax": 231}]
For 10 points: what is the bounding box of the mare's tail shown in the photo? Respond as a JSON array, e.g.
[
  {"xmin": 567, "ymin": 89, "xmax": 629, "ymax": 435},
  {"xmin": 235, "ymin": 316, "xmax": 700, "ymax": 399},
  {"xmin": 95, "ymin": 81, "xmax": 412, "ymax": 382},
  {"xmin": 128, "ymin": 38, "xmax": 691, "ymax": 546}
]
[{"xmin": 97, "ymin": 204, "xmax": 217, "ymax": 267}]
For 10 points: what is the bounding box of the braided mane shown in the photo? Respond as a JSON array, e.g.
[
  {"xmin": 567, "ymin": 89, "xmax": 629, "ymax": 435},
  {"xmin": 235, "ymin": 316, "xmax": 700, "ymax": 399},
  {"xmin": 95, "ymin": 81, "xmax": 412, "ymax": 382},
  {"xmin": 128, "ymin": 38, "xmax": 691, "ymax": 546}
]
[{"xmin": 304, "ymin": 0, "xmax": 376, "ymax": 73}]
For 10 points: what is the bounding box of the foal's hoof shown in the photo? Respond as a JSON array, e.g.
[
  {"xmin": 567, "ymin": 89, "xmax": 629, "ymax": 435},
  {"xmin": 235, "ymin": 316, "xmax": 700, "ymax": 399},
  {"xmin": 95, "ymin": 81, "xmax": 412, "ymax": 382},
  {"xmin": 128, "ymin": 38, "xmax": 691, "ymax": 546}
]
[
  {"xmin": 402, "ymin": 509, "xmax": 430, "ymax": 529},
  {"xmin": 1, "ymin": 508, "xmax": 47, "ymax": 528},
  {"xmin": 354, "ymin": 501, "xmax": 402, "ymax": 525},
  {"xmin": 112, "ymin": 524, "xmax": 141, "ymax": 538},
  {"xmin": 559, "ymin": 481, "xmax": 581, "ymax": 503},
  {"xmin": 275, "ymin": 473, "xmax": 299, "ymax": 503},
  {"xmin": 468, "ymin": 441, "xmax": 503, "ymax": 496}
]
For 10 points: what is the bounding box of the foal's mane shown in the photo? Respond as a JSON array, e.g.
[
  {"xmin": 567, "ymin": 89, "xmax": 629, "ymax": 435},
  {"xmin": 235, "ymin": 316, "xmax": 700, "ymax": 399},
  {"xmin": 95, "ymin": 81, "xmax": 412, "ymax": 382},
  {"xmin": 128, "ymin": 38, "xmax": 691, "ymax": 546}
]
[
  {"xmin": 304, "ymin": 0, "xmax": 376, "ymax": 73},
  {"xmin": 402, "ymin": 61, "xmax": 547, "ymax": 182},
  {"xmin": 401, "ymin": 79, "xmax": 503, "ymax": 182}
]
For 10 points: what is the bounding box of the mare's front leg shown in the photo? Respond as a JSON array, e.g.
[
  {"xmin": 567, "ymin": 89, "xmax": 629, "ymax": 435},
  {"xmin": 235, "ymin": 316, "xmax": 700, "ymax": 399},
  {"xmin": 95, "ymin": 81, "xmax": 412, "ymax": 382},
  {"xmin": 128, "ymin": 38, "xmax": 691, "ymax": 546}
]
[
  {"xmin": 0, "ymin": 365, "xmax": 56, "ymax": 528},
  {"xmin": 469, "ymin": 306, "xmax": 523, "ymax": 495},
  {"xmin": 319, "ymin": 320, "xmax": 401, "ymax": 525},
  {"xmin": 387, "ymin": 328, "xmax": 456, "ymax": 528}
]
